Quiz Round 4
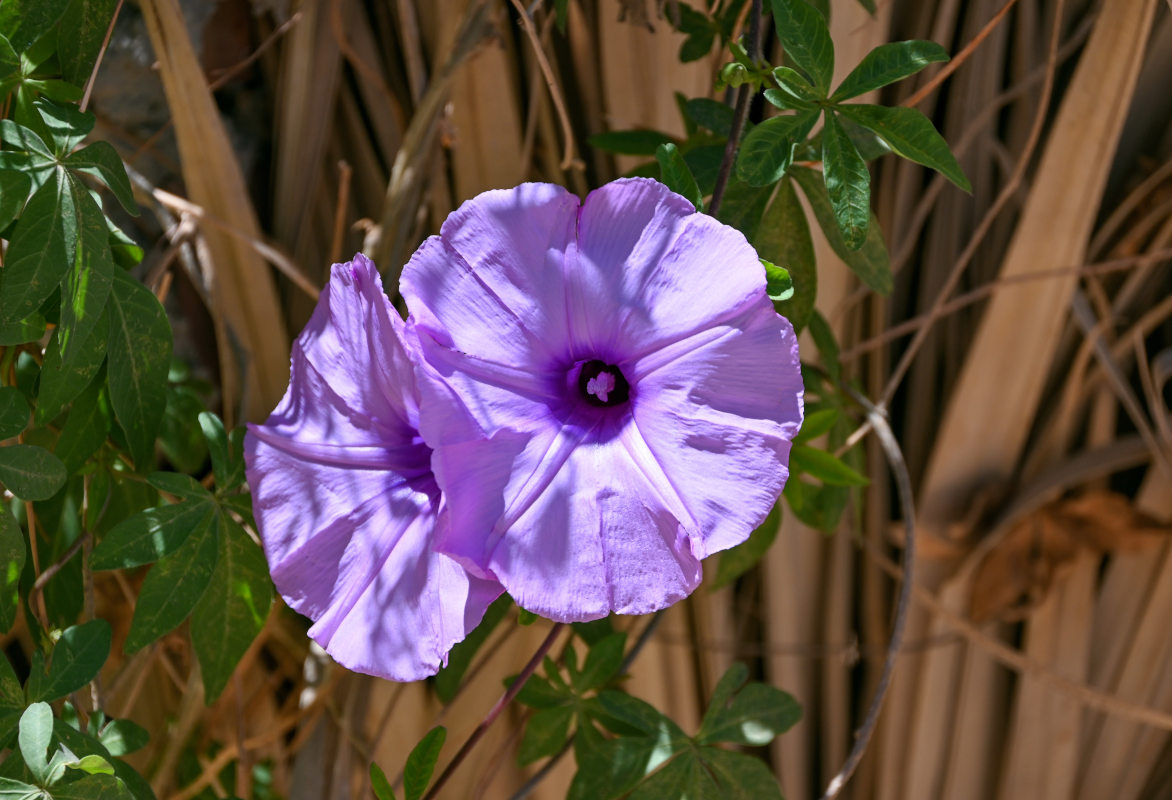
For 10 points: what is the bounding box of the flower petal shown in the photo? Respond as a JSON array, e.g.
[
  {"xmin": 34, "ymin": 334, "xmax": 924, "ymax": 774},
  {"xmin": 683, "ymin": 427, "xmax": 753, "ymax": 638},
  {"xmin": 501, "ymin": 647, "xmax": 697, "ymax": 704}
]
[
  {"xmin": 629, "ymin": 297, "xmax": 804, "ymax": 556},
  {"xmin": 247, "ymin": 438, "xmax": 500, "ymax": 680},
  {"xmin": 401, "ymin": 183, "xmax": 580, "ymax": 364},
  {"xmin": 245, "ymin": 254, "xmax": 503, "ymax": 680},
  {"xmin": 572, "ymin": 178, "xmax": 769, "ymax": 358},
  {"xmin": 487, "ymin": 434, "xmax": 704, "ymax": 621}
]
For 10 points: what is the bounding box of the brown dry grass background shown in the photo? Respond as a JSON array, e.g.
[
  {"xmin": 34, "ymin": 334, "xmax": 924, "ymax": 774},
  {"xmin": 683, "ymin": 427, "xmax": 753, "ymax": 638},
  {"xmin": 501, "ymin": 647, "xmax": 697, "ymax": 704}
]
[{"xmin": 66, "ymin": 0, "xmax": 1172, "ymax": 797}]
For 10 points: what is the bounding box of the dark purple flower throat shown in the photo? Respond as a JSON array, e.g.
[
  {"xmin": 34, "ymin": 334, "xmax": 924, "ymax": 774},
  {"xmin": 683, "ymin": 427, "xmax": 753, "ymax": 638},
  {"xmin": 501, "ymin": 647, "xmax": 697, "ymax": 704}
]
[{"xmin": 577, "ymin": 359, "xmax": 630, "ymax": 407}]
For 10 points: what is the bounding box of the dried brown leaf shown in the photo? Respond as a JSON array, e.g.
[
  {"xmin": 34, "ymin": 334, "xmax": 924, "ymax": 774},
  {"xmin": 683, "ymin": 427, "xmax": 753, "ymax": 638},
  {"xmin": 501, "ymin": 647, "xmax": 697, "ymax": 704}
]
[{"xmin": 971, "ymin": 491, "xmax": 1170, "ymax": 623}]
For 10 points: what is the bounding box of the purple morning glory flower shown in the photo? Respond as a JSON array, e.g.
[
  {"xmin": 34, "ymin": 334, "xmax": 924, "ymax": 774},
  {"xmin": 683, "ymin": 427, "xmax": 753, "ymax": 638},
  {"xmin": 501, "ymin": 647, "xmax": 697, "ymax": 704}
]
[
  {"xmin": 402, "ymin": 178, "xmax": 803, "ymax": 622},
  {"xmin": 244, "ymin": 254, "xmax": 502, "ymax": 681}
]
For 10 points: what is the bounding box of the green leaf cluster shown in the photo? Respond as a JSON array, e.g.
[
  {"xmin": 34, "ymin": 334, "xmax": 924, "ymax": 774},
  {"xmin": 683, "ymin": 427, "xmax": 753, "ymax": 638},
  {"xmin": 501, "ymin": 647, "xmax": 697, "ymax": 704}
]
[
  {"xmin": 568, "ymin": 663, "xmax": 800, "ymax": 799},
  {"xmin": 91, "ymin": 414, "xmax": 270, "ymax": 702}
]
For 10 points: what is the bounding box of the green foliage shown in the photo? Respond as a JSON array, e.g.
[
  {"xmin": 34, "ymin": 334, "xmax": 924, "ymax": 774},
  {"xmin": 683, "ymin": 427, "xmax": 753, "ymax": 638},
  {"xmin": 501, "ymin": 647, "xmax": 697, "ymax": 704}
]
[
  {"xmin": 655, "ymin": 143, "xmax": 702, "ymax": 210},
  {"xmin": 27, "ymin": 620, "xmax": 111, "ymax": 703},
  {"xmin": 403, "ymin": 727, "xmax": 446, "ymax": 800},
  {"xmin": 567, "ymin": 663, "xmax": 799, "ymax": 799}
]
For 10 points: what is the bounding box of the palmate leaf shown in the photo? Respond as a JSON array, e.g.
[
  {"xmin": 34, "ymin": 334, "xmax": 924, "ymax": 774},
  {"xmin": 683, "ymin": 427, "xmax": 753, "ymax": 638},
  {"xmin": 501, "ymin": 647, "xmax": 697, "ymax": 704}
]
[
  {"xmin": 0, "ymin": 169, "xmax": 31, "ymax": 231},
  {"xmin": 768, "ymin": 0, "xmax": 834, "ymax": 93},
  {"xmin": 755, "ymin": 176, "xmax": 817, "ymax": 332},
  {"xmin": 837, "ymin": 103, "xmax": 971, "ymax": 191},
  {"xmin": 123, "ymin": 514, "xmax": 218, "ymax": 654},
  {"xmin": 0, "ymin": 0, "xmax": 70, "ymax": 52},
  {"xmin": 59, "ymin": 177, "xmax": 114, "ymax": 362},
  {"xmin": 53, "ymin": 375, "xmax": 111, "ymax": 473},
  {"xmin": 106, "ymin": 270, "xmax": 173, "ymax": 470},
  {"xmin": 0, "ymin": 168, "xmax": 74, "ymax": 325},
  {"xmin": 570, "ymin": 664, "xmax": 796, "ymax": 800},
  {"xmin": 822, "ymin": 111, "xmax": 871, "ymax": 249},
  {"xmin": 189, "ymin": 512, "xmax": 272, "ymax": 701},
  {"xmin": 832, "ymin": 40, "xmax": 949, "ymax": 102},
  {"xmin": 27, "ymin": 620, "xmax": 111, "ymax": 703},
  {"xmin": 36, "ymin": 321, "xmax": 108, "ymax": 424},
  {"xmin": 790, "ymin": 166, "xmax": 892, "ymax": 294},
  {"xmin": 57, "ymin": 0, "xmax": 118, "ymax": 87},
  {"xmin": 64, "ymin": 141, "xmax": 138, "ymax": 216},
  {"xmin": 734, "ymin": 109, "xmax": 819, "ymax": 187},
  {"xmin": 91, "ymin": 493, "xmax": 215, "ymax": 570}
]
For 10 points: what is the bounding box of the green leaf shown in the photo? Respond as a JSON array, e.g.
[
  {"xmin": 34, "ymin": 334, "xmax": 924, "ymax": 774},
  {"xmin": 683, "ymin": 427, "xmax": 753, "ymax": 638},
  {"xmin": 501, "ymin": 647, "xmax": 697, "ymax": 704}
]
[
  {"xmin": 48, "ymin": 774, "xmax": 135, "ymax": 800},
  {"xmin": 50, "ymin": 720, "xmax": 154, "ymax": 800},
  {"xmin": 754, "ymin": 177, "xmax": 816, "ymax": 331},
  {"xmin": 768, "ymin": 66, "xmax": 824, "ymax": 109},
  {"xmin": 0, "ymin": 776, "xmax": 42, "ymax": 799},
  {"xmin": 588, "ymin": 129, "xmax": 675, "ymax": 156},
  {"xmin": 822, "ymin": 111, "xmax": 871, "ymax": 249},
  {"xmin": 27, "ymin": 620, "xmax": 111, "ymax": 703},
  {"xmin": 0, "ymin": 169, "xmax": 74, "ymax": 325},
  {"xmin": 53, "ymin": 376, "xmax": 110, "ymax": 473},
  {"xmin": 0, "ymin": 649, "xmax": 23, "ymax": 711},
  {"xmin": 696, "ymin": 683, "xmax": 802, "ymax": 746},
  {"xmin": 0, "ymin": 33, "xmax": 17, "ymax": 75},
  {"xmin": 553, "ymin": 0, "xmax": 569, "ymax": 34},
  {"xmin": 58, "ymin": 178, "xmax": 115, "ymax": 362},
  {"xmin": 190, "ymin": 513, "xmax": 272, "ymax": 701},
  {"xmin": 711, "ymin": 504, "xmax": 780, "ymax": 590},
  {"xmin": 832, "ymin": 40, "xmax": 949, "ymax": 102},
  {"xmin": 0, "ymin": 170, "xmax": 31, "ymax": 231},
  {"xmin": 734, "ymin": 109, "xmax": 819, "ymax": 187},
  {"xmin": 683, "ymin": 98, "xmax": 737, "ymax": 137},
  {"xmin": 147, "ymin": 472, "xmax": 211, "ymax": 501},
  {"xmin": 370, "ymin": 764, "xmax": 396, "ymax": 800},
  {"xmin": 33, "ymin": 99, "xmax": 94, "ymax": 158},
  {"xmin": 64, "ymin": 142, "xmax": 138, "ymax": 216},
  {"xmin": 791, "ymin": 165, "xmax": 891, "ymax": 294},
  {"xmin": 434, "ymin": 594, "xmax": 511, "ymax": 703},
  {"xmin": 0, "ymin": 388, "xmax": 28, "ymax": 440},
  {"xmin": 0, "ymin": 444, "xmax": 67, "ymax": 500},
  {"xmin": 518, "ymin": 705, "xmax": 574, "ymax": 766},
  {"xmin": 66, "ymin": 753, "xmax": 116, "ymax": 776},
  {"xmin": 573, "ymin": 632, "xmax": 626, "ymax": 693},
  {"xmin": 95, "ymin": 719, "xmax": 148, "ymax": 757},
  {"xmin": 695, "ymin": 748, "xmax": 784, "ymax": 800},
  {"xmin": 655, "ymin": 144, "xmax": 702, "ymax": 210},
  {"xmin": 761, "ymin": 260, "xmax": 793, "ymax": 301},
  {"xmin": 0, "ymin": 314, "xmax": 46, "ymax": 347},
  {"xmin": 715, "ymin": 177, "xmax": 773, "ymax": 241},
  {"xmin": 124, "ymin": 515, "xmax": 218, "ymax": 653},
  {"xmin": 0, "ymin": 0, "xmax": 70, "ymax": 53},
  {"xmin": 836, "ymin": 104, "xmax": 970, "ymax": 191},
  {"xmin": 106, "ymin": 270, "xmax": 173, "ymax": 470},
  {"xmin": 18, "ymin": 703, "xmax": 53, "ymax": 783},
  {"xmin": 790, "ymin": 444, "xmax": 869, "ymax": 486},
  {"xmin": 769, "ymin": 0, "xmax": 834, "ymax": 93},
  {"xmin": 699, "ymin": 663, "xmax": 748, "ymax": 734},
  {"xmin": 35, "ymin": 323, "xmax": 107, "ymax": 425},
  {"xmin": 0, "ymin": 510, "xmax": 24, "ymax": 634},
  {"xmin": 56, "ymin": 0, "xmax": 118, "ymax": 88},
  {"xmin": 0, "ymin": 121, "xmax": 54, "ymax": 163},
  {"xmin": 91, "ymin": 496, "xmax": 215, "ymax": 570},
  {"xmin": 403, "ymin": 726, "xmax": 446, "ymax": 800},
  {"xmin": 197, "ymin": 413, "xmax": 230, "ymax": 490},
  {"xmin": 795, "ymin": 408, "xmax": 839, "ymax": 443}
]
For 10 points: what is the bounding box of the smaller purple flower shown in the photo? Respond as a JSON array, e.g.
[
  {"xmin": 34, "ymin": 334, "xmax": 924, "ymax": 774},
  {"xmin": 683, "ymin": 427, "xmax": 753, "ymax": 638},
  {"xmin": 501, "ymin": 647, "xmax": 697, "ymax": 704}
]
[
  {"xmin": 245, "ymin": 254, "xmax": 502, "ymax": 681},
  {"xmin": 403, "ymin": 178, "xmax": 804, "ymax": 622}
]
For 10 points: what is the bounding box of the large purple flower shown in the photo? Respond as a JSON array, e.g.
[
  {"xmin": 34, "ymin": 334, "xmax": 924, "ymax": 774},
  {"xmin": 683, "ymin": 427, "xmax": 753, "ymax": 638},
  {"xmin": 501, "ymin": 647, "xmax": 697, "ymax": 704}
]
[
  {"xmin": 403, "ymin": 178, "xmax": 803, "ymax": 622},
  {"xmin": 245, "ymin": 255, "xmax": 502, "ymax": 681}
]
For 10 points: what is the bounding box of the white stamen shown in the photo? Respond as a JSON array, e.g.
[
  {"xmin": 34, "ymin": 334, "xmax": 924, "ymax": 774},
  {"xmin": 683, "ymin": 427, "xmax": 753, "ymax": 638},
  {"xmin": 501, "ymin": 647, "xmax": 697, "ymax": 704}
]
[{"xmin": 586, "ymin": 371, "xmax": 616, "ymax": 402}]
